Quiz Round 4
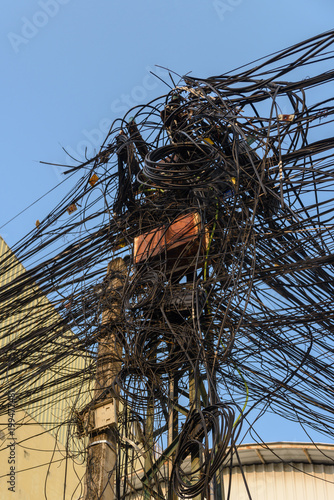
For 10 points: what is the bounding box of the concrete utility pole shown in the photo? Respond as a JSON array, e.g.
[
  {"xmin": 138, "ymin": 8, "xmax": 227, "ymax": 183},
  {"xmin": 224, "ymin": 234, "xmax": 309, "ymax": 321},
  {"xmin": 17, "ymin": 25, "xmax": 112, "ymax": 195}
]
[{"xmin": 84, "ymin": 258, "xmax": 126, "ymax": 500}]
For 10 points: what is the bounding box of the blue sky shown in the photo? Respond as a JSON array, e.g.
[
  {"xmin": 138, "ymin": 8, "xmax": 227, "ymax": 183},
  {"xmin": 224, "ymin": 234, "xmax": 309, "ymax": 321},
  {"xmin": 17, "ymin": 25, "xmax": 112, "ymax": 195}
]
[{"xmin": 1, "ymin": 0, "xmax": 334, "ymax": 443}]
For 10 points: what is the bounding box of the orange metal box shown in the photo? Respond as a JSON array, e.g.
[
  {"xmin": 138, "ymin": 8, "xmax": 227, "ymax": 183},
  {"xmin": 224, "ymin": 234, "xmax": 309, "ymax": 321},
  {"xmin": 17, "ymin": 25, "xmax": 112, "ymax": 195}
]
[{"xmin": 133, "ymin": 213, "xmax": 208, "ymax": 265}]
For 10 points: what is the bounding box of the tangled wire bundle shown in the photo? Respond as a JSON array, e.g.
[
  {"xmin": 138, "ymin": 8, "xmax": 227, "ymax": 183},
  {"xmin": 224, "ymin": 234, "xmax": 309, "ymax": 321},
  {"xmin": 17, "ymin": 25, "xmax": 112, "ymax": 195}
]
[
  {"xmin": 171, "ymin": 403, "xmax": 241, "ymax": 498},
  {"xmin": 1, "ymin": 30, "xmax": 334, "ymax": 498}
]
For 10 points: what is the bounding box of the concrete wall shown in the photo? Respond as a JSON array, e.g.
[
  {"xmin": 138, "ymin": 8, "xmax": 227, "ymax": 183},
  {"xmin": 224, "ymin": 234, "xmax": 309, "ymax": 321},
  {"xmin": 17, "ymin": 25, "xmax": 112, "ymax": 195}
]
[{"xmin": 0, "ymin": 410, "xmax": 85, "ymax": 499}]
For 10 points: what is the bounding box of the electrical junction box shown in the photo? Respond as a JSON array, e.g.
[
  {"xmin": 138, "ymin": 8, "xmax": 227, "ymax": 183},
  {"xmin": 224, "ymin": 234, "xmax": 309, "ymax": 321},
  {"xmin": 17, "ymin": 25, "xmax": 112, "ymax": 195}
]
[
  {"xmin": 133, "ymin": 212, "xmax": 209, "ymax": 266},
  {"xmin": 75, "ymin": 398, "xmax": 117, "ymax": 436},
  {"xmin": 94, "ymin": 399, "xmax": 117, "ymax": 431},
  {"xmin": 164, "ymin": 286, "xmax": 207, "ymax": 316}
]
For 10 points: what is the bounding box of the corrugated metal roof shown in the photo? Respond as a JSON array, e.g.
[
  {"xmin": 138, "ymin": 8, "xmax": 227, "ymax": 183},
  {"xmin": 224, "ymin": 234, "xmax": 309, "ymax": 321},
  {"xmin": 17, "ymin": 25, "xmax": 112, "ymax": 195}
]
[
  {"xmin": 233, "ymin": 442, "xmax": 334, "ymax": 466},
  {"xmin": 223, "ymin": 443, "xmax": 334, "ymax": 500},
  {"xmin": 225, "ymin": 460, "xmax": 334, "ymax": 500}
]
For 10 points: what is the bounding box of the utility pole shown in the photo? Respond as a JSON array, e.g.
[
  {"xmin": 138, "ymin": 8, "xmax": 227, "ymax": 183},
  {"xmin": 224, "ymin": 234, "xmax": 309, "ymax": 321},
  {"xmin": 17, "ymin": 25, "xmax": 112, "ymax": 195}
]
[
  {"xmin": 189, "ymin": 367, "xmax": 201, "ymax": 500},
  {"xmin": 84, "ymin": 258, "xmax": 126, "ymax": 500},
  {"xmin": 168, "ymin": 372, "xmax": 178, "ymax": 500}
]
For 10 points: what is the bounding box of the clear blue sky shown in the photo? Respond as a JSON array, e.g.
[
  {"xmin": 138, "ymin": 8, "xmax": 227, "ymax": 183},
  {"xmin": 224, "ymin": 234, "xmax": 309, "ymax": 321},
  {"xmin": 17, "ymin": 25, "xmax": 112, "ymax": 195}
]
[{"xmin": 1, "ymin": 0, "xmax": 334, "ymax": 444}]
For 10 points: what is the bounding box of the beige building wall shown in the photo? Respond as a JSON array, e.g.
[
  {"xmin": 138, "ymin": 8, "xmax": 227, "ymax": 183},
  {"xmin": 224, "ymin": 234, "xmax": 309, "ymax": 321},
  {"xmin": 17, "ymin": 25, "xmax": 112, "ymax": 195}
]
[
  {"xmin": 0, "ymin": 236, "xmax": 90, "ymax": 498},
  {"xmin": 0, "ymin": 410, "xmax": 85, "ymax": 499}
]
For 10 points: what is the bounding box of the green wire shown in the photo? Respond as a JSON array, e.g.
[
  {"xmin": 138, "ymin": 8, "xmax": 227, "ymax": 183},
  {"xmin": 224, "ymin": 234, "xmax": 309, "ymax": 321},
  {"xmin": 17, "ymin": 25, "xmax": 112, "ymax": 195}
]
[{"xmin": 233, "ymin": 365, "xmax": 249, "ymax": 427}]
